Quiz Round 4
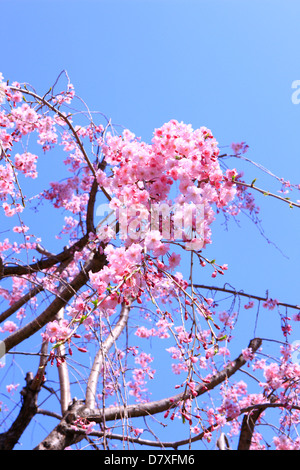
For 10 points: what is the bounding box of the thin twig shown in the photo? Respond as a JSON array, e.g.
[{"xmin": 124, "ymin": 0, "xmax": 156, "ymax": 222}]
[
  {"xmin": 193, "ymin": 283, "xmax": 300, "ymax": 311},
  {"xmin": 235, "ymin": 180, "xmax": 300, "ymax": 209},
  {"xmin": 9, "ymin": 86, "xmax": 97, "ymax": 179}
]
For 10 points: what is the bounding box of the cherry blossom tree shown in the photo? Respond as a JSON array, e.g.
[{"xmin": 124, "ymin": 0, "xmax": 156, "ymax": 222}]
[{"xmin": 0, "ymin": 71, "xmax": 299, "ymax": 451}]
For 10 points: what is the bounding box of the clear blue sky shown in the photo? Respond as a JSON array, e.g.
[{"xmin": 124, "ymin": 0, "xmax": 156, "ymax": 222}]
[{"xmin": 1, "ymin": 0, "xmax": 300, "ymax": 449}]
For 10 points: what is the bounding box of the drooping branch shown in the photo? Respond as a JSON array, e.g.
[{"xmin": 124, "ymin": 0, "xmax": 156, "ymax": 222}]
[
  {"xmin": 220, "ymin": 151, "xmax": 300, "ymax": 209},
  {"xmin": 3, "ymin": 250, "xmax": 107, "ymax": 353},
  {"xmin": 9, "ymin": 86, "xmax": 97, "ymax": 180},
  {"xmin": 0, "ymin": 342, "xmax": 48, "ymax": 450},
  {"xmin": 0, "ymin": 284, "xmax": 44, "ymax": 324},
  {"xmin": 33, "ymin": 338, "xmax": 262, "ymax": 450},
  {"xmin": 0, "ymin": 254, "xmax": 78, "ymax": 324},
  {"xmin": 193, "ymin": 283, "xmax": 300, "ymax": 311},
  {"xmin": 234, "ymin": 180, "xmax": 300, "ymax": 209},
  {"xmin": 89, "ymin": 337, "xmax": 262, "ymax": 422},
  {"xmin": 1, "ymin": 234, "xmax": 90, "ymax": 279}
]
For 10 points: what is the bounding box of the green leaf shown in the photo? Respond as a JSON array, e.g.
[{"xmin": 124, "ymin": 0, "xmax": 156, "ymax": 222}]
[
  {"xmin": 218, "ymin": 335, "xmax": 227, "ymax": 341},
  {"xmin": 80, "ymin": 314, "xmax": 88, "ymax": 324}
]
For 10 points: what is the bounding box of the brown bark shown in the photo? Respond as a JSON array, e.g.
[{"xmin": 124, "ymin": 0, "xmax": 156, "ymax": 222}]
[
  {"xmin": 237, "ymin": 406, "xmax": 266, "ymax": 450},
  {"xmin": 1, "ymin": 234, "xmax": 89, "ymax": 279},
  {"xmin": 90, "ymin": 338, "xmax": 262, "ymax": 423},
  {"xmin": 34, "ymin": 399, "xmax": 88, "ymax": 451},
  {"xmin": 3, "ymin": 250, "xmax": 107, "ymax": 353},
  {"xmin": 0, "ymin": 343, "xmax": 48, "ymax": 450},
  {"xmin": 34, "ymin": 338, "xmax": 262, "ymax": 450}
]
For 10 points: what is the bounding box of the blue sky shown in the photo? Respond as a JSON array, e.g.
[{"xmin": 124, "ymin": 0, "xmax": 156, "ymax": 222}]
[
  {"xmin": 1, "ymin": 0, "xmax": 300, "ymax": 449},
  {"xmin": 1, "ymin": 0, "xmax": 298, "ymax": 299}
]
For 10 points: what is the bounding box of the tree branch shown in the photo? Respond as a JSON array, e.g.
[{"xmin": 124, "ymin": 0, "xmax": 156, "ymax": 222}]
[
  {"xmin": 0, "ymin": 284, "xmax": 44, "ymax": 324},
  {"xmin": 193, "ymin": 283, "xmax": 300, "ymax": 311},
  {"xmin": 235, "ymin": 180, "xmax": 300, "ymax": 209},
  {"xmin": 33, "ymin": 338, "xmax": 262, "ymax": 450},
  {"xmin": 217, "ymin": 432, "xmax": 231, "ymax": 450},
  {"xmin": 3, "ymin": 250, "xmax": 107, "ymax": 353},
  {"xmin": 0, "ymin": 253, "xmax": 80, "ymax": 325},
  {"xmin": 56, "ymin": 308, "xmax": 71, "ymax": 415},
  {"xmin": 89, "ymin": 338, "xmax": 262, "ymax": 422},
  {"xmin": 0, "ymin": 342, "xmax": 48, "ymax": 450},
  {"xmin": 1, "ymin": 234, "xmax": 89, "ymax": 278},
  {"xmin": 237, "ymin": 407, "xmax": 265, "ymax": 450},
  {"xmin": 86, "ymin": 177, "xmax": 99, "ymax": 235},
  {"xmin": 34, "ymin": 399, "xmax": 88, "ymax": 450},
  {"xmin": 9, "ymin": 86, "xmax": 97, "ymax": 179},
  {"xmin": 85, "ymin": 301, "xmax": 131, "ymax": 410}
]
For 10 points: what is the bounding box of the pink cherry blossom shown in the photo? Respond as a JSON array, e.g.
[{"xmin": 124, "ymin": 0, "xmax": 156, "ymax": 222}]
[
  {"xmin": 244, "ymin": 300, "xmax": 255, "ymax": 309},
  {"xmin": 262, "ymin": 298, "xmax": 279, "ymax": 310},
  {"xmin": 6, "ymin": 383, "xmax": 19, "ymax": 394},
  {"xmin": 0, "ymin": 74, "xmax": 299, "ymax": 451},
  {"xmin": 14, "ymin": 152, "xmax": 38, "ymax": 179},
  {"xmin": 43, "ymin": 320, "xmax": 72, "ymax": 343},
  {"xmin": 0, "ymin": 320, "xmax": 18, "ymax": 333}
]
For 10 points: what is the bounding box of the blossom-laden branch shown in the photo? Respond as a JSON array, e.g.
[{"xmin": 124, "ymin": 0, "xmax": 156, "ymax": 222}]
[
  {"xmin": 222, "ymin": 145, "xmax": 300, "ymax": 209},
  {"xmin": 193, "ymin": 283, "xmax": 300, "ymax": 311},
  {"xmin": 34, "ymin": 337, "xmax": 261, "ymax": 450},
  {"xmin": 0, "ymin": 342, "xmax": 48, "ymax": 450},
  {"xmin": 0, "ymin": 233, "xmax": 89, "ymax": 278},
  {"xmin": 89, "ymin": 338, "xmax": 262, "ymax": 422},
  {"xmin": 3, "ymin": 250, "xmax": 107, "ymax": 353},
  {"xmin": 1, "ymin": 74, "xmax": 300, "ymax": 451},
  {"xmin": 8, "ymin": 85, "xmax": 97, "ymax": 180},
  {"xmin": 83, "ymin": 402, "xmax": 300, "ymax": 450},
  {"xmin": 234, "ymin": 180, "xmax": 300, "ymax": 209}
]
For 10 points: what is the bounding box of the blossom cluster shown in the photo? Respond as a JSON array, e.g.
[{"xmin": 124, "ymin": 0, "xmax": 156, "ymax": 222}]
[
  {"xmin": 42, "ymin": 319, "xmax": 72, "ymax": 343},
  {"xmin": 1, "ymin": 73, "xmax": 299, "ymax": 450},
  {"xmin": 100, "ymin": 120, "xmax": 237, "ymax": 249}
]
